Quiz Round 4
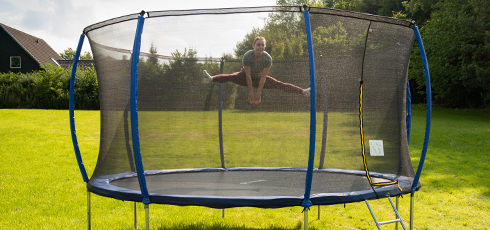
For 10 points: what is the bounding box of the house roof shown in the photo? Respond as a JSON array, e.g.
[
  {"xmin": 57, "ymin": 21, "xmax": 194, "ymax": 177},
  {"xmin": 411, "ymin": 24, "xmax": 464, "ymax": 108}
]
[{"xmin": 0, "ymin": 23, "xmax": 62, "ymax": 67}]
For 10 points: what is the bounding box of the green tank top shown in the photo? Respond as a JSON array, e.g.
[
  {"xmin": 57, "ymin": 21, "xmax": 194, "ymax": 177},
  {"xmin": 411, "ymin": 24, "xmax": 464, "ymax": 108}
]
[{"xmin": 241, "ymin": 50, "xmax": 272, "ymax": 79}]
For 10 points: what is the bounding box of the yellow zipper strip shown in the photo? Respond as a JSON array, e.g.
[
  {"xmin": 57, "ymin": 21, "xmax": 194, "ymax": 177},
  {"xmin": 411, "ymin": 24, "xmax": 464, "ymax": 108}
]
[{"xmin": 359, "ymin": 82, "xmax": 401, "ymax": 191}]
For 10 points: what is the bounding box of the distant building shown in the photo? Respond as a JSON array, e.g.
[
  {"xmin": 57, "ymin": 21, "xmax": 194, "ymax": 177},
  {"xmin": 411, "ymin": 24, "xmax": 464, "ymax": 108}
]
[
  {"xmin": 0, "ymin": 23, "xmax": 63, "ymax": 73},
  {"xmin": 57, "ymin": 60, "xmax": 94, "ymax": 69}
]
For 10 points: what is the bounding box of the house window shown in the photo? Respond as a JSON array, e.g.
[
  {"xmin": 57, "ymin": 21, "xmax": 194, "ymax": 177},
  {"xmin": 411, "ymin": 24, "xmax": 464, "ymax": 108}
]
[{"xmin": 10, "ymin": 56, "xmax": 21, "ymax": 68}]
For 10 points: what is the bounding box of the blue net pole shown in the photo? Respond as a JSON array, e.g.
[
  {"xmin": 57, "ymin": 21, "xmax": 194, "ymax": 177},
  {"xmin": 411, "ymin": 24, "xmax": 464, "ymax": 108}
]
[
  {"xmin": 411, "ymin": 26, "xmax": 432, "ymax": 193},
  {"xmin": 406, "ymin": 77, "xmax": 412, "ymax": 144},
  {"xmin": 219, "ymin": 60, "xmax": 225, "ymax": 168},
  {"xmin": 130, "ymin": 15, "xmax": 151, "ymax": 204},
  {"xmin": 301, "ymin": 5, "xmax": 316, "ymax": 208},
  {"xmin": 69, "ymin": 33, "xmax": 89, "ymax": 183}
]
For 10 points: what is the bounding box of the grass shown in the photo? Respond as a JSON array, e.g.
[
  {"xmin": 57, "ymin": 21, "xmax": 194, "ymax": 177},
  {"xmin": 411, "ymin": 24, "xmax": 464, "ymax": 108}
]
[
  {"xmin": 0, "ymin": 108, "xmax": 489, "ymax": 229},
  {"xmin": 137, "ymin": 111, "xmax": 311, "ymax": 169}
]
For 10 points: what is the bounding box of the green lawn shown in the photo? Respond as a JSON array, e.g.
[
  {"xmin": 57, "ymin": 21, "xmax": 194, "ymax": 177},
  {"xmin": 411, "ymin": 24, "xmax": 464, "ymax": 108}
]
[{"xmin": 0, "ymin": 108, "xmax": 489, "ymax": 229}]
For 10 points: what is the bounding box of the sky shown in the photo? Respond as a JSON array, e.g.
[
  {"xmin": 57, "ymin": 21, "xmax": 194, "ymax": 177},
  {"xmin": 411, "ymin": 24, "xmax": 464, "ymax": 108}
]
[{"xmin": 0, "ymin": 0, "xmax": 278, "ymax": 56}]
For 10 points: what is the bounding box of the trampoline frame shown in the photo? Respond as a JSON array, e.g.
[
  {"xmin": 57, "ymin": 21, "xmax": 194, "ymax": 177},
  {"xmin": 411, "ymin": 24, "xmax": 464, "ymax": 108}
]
[
  {"xmin": 87, "ymin": 167, "xmax": 419, "ymax": 207},
  {"xmin": 69, "ymin": 5, "xmax": 432, "ymax": 230}
]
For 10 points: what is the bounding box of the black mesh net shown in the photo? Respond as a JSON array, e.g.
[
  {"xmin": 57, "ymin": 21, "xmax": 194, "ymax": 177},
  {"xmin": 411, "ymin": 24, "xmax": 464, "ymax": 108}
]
[{"xmin": 85, "ymin": 7, "xmax": 416, "ymax": 204}]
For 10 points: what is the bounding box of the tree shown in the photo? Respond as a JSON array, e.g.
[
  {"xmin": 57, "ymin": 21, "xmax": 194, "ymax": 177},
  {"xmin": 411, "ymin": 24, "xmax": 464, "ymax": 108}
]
[
  {"xmin": 235, "ymin": 1, "xmax": 375, "ymax": 60},
  {"xmin": 234, "ymin": 6, "xmax": 307, "ymax": 60},
  {"xmin": 148, "ymin": 43, "xmax": 159, "ymax": 65},
  {"xmin": 312, "ymin": 22, "xmax": 369, "ymax": 56},
  {"xmin": 321, "ymin": 0, "xmax": 405, "ymax": 17},
  {"xmin": 59, "ymin": 48, "xmax": 93, "ymax": 60},
  {"xmin": 409, "ymin": 0, "xmax": 490, "ymax": 107},
  {"xmin": 395, "ymin": 0, "xmax": 440, "ymax": 26}
]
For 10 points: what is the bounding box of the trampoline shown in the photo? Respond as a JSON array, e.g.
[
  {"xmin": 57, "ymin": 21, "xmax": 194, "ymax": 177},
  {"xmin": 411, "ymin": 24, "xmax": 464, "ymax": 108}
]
[{"xmin": 70, "ymin": 5, "xmax": 432, "ymax": 230}]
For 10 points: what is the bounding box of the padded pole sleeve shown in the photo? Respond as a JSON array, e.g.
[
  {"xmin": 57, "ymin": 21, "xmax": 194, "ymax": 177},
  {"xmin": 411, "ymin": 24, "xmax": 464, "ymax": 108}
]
[
  {"xmin": 69, "ymin": 33, "xmax": 89, "ymax": 183},
  {"xmin": 406, "ymin": 77, "xmax": 412, "ymax": 144},
  {"xmin": 130, "ymin": 15, "xmax": 151, "ymax": 204},
  {"xmin": 302, "ymin": 6, "xmax": 316, "ymax": 208},
  {"xmin": 219, "ymin": 60, "xmax": 225, "ymax": 168},
  {"xmin": 412, "ymin": 26, "xmax": 432, "ymax": 192}
]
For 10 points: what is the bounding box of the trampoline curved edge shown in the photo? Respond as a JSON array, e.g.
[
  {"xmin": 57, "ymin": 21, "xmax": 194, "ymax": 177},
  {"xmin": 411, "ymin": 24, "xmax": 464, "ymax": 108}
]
[{"xmin": 87, "ymin": 167, "xmax": 420, "ymax": 208}]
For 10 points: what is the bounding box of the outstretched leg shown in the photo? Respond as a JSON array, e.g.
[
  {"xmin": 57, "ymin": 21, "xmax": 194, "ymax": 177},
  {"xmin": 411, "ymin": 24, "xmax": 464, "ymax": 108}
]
[
  {"xmin": 208, "ymin": 71, "xmax": 248, "ymax": 86},
  {"xmin": 262, "ymin": 76, "xmax": 306, "ymax": 95},
  {"xmin": 204, "ymin": 70, "xmax": 309, "ymax": 96}
]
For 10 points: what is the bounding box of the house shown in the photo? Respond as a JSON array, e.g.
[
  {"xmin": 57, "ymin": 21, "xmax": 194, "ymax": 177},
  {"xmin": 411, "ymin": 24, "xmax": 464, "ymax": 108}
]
[
  {"xmin": 0, "ymin": 23, "xmax": 62, "ymax": 73},
  {"xmin": 57, "ymin": 60, "xmax": 94, "ymax": 69}
]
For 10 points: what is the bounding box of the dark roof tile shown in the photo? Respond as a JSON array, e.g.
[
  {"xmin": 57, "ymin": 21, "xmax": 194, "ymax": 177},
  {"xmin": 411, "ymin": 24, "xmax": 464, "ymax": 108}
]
[{"xmin": 0, "ymin": 23, "xmax": 62, "ymax": 67}]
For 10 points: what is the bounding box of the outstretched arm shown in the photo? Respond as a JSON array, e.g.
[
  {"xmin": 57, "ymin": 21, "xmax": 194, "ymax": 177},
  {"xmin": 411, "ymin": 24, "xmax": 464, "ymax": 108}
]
[
  {"xmin": 254, "ymin": 67, "xmax": 270, "ymax": 104},
  {"xmin": 243, "ymin": 65, "xmax": 255, "ymax": 104}
]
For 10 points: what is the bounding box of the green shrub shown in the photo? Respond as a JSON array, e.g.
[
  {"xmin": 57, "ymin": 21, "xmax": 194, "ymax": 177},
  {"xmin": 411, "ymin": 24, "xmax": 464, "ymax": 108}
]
[
  {"xmin": 0, "ymin": 64, "xmax": 99, "ymax": 110},
  {"xmin": 73, "ymin": 65, "xmax": 99, "ymax": 110},
  {"xmin": 31, "ymin": 64, "xmax": 70, "ymax": 109},
  {"xmin": 0, "ymin": 71, "xmax": 36, "ymax": 108}
]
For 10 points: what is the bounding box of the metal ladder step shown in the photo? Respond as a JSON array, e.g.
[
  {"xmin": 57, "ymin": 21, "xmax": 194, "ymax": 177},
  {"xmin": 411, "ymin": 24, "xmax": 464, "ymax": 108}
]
[{"xmin": 365, "ymin": 197, "xmax": 407, "ymax": 230}]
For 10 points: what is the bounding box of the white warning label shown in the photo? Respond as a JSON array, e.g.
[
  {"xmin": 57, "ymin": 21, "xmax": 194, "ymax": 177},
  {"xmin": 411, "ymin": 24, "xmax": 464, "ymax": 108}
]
[{"xmin": 369, "ymin": 140, "xmax": 384, "ymax": 156}]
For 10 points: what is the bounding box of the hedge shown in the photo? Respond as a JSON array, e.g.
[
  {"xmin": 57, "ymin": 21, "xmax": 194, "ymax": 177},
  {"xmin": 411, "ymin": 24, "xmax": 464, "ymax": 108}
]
[{"xmin": 0, "ymin": 64, "xmax": 99, "ymax": 110}]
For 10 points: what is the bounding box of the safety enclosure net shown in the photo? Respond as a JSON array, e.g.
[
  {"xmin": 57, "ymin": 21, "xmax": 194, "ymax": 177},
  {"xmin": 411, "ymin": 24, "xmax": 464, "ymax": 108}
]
[{"xmin": 83, "ymin": 6, "xmax": 419, "ymax": 207}]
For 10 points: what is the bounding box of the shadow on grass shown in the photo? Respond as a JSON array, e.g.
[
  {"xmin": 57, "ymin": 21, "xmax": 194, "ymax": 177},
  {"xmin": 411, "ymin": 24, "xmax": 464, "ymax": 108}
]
[
  {"xmin": 410, "ymin": 108, "xmax": 490, "ymax": 197},
  {"xmin": 152, "ymin": 221, "xmax": 321, "ymax": 230}
]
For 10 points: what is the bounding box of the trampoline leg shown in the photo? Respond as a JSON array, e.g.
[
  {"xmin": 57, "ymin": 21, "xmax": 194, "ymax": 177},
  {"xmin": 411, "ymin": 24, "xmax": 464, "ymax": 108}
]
[
  {"xmin": 410, "ymin": 193, "xmax": 414, "ymax": 230},
  {"xmin": 318, "ymin": 205, "xmax": 321, "ymax": 220},
  {"xmin": 145, "ymin": 204, "xmax": 149, "ymax": 230},
  {"xmin": 222, "ymin": 209, "xmax": 225, "ymax": 218},
  {"xmin": 87, "ymin": 189, "xmax": 91, "ymax": 230},
  {"xmin": 304, "ymin": 208, "xmax": 308, "ymax": 230},
  {"xmin": 134, "ymin": 202, "xmax": 138, "ymax": 229},
  {"xmin": 396, "ymin": 196, "xmax": 399, "ymax": 230}
]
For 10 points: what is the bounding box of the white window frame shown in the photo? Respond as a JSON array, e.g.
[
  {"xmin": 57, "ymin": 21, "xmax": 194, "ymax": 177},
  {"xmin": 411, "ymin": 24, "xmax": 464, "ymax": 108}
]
[{"xmin": 10, "ymin": 56, "xmax": 21, "ymax": 68}]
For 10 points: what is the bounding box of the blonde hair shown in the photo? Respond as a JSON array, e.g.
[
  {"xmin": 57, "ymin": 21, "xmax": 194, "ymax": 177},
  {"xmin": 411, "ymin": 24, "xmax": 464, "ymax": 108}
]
[{"xmin": 253, "ymin": 36, "xmax": 266, "ymax": 45}]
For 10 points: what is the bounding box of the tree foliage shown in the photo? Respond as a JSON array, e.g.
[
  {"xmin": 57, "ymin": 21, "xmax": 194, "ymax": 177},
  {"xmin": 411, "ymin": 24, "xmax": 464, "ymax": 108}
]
[
  {"xmin": 276, "ymin": 0, "xmax": 490, "ymax": 108},
  {"xmin": 234, "ymin": 20, "xmax": 306, "ymax": 60},
  {"xmin": 234, "ymin": 1, "xmax": 369, "ymax": 59},
  {"xmin": 398, "ymin": 0, "xmax": 440, "ymax": 26},
  {"xmin": 330, "ymin": 0, "xmax": 405, "ymax": 16},
  {"xmin": 59, "ymin": 47, "xmax": 93, "ymax": 60},
  {"xmin": 0, "ymin": 64, "xmax": 98, "ymax": 109},
  {"xmin": 409, "ymin": 0, "xmax": 490, "ymax": 107},
  {"xmin": 137, "ymin": 45, "xmax": 244, "ymax": 110},
  {"xmin": 278, "ymin": 0, "xmax": 405, "ymax": 17},
  {"xmin": 39, "ymin": 0, "xmax": 490, "ymax": 109}
]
